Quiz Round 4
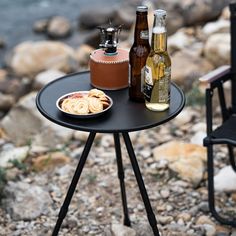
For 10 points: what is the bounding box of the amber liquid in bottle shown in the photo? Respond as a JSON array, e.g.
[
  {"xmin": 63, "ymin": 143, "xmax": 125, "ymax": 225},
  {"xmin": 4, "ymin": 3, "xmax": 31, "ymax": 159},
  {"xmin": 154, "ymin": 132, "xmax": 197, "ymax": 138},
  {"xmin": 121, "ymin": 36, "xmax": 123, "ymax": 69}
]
[
  {"xmin": 129, "ymin": 6, "xmax": 151, "ymax": 102},
  {"xmin": 144, "ymin": 9, "xmax": 171, "ymax": 111}
]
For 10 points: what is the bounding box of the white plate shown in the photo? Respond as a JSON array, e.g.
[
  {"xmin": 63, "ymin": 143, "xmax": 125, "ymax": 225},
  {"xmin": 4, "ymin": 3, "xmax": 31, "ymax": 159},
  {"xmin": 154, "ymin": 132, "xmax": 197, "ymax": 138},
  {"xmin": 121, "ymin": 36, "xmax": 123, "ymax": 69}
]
[{"xmin": 56, "ymin": 91, "xmax": 113, "ymax": 118}]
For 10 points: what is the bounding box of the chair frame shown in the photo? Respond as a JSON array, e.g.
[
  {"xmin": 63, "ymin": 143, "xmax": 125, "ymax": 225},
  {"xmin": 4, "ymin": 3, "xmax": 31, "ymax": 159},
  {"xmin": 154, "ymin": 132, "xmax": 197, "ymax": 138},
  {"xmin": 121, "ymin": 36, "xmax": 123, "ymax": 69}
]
[{"xmin": 199, "ymin": 2, "xmax": 236, "ymax": 227}]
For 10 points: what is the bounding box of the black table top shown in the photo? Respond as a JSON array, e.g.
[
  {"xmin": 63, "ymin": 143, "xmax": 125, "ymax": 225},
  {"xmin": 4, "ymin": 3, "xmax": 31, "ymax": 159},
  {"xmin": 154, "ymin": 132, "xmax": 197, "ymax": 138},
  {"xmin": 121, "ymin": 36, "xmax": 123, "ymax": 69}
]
[{"xmin": 36, "ymin": 71, "xmax": 185, "ymax": 133}]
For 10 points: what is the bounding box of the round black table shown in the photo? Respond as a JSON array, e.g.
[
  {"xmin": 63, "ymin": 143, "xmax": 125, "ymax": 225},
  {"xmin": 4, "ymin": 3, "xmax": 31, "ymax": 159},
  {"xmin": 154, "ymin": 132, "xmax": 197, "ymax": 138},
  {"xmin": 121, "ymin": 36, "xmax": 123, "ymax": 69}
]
[{"xmin": 36, "ymin": 71, "xmax": 185, "ymax": 236}]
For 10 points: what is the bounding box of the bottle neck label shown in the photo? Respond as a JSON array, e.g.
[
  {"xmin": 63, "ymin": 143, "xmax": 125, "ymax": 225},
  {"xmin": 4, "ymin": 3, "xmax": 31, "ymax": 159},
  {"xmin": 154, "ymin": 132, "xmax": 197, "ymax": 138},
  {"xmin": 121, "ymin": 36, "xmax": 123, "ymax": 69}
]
[{"xmin": 140, "ymin": 30, "xmax": 149, "ymax": 40}]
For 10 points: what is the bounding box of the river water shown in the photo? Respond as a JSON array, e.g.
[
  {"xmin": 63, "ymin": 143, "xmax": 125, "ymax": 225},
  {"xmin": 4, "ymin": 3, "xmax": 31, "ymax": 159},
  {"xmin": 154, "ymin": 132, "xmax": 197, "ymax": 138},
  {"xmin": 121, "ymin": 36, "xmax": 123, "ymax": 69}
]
[{"xmin": 0, "ymin": 0, "xmax": 122, "ymax": 66}]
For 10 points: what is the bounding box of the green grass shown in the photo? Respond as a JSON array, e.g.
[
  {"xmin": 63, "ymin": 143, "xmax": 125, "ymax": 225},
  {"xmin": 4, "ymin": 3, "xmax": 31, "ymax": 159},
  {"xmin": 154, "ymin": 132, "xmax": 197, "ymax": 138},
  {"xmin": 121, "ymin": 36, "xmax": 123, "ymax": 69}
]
[
  {"xmin": 185, "ymin": 83, "xmax": 205, "ymax": 107},
  {"xmin": 9, "ymin": 159, "xmax": 27, "ymax": 172}
]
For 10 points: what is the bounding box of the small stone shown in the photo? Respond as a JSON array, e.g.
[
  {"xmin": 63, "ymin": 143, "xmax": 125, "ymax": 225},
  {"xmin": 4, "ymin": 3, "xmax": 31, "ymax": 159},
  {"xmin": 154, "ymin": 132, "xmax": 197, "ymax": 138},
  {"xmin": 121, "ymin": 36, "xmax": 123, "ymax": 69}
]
[
  {"xmin": 133, "ymin": 223, "xmax": 153, "ymax": 236},
  {"xmin": 0, "ymin": 37, "xmax": 6, "ymax": 48},
  {"xmin": 177, "ymin": 212, "xmax": 192, "ymax": 222},
  {"xmin": 232, "ymin": 193, "xmax": 236, "ymax": 202},
  {"xmin": 160, "ymin": 189, "xmax": 170, "ymax": 199},
  {"xmin": 158, "ymin": 216, "xmax": 174, "ymax": 225},
  {"xmin": 203, "ymin": 224, "xmax": 216, "ymax": 236},
  {"xmin": 47, "ymin": 16, "xmax": 71, "ymax": 38},
  {"xmin": 139, "ymin": 149, "xmax": 152, "ymax": 159},
  {"xmin": 166, "ymin": 205, "xmax": 173, "ymax": 212},
  {"xmin": 198, "ymin": 202, "xmax": 209, "ymax": 213},
  {"xmin": 190, "ymin": 131, "xmax": 206, "ymax": 145},
  {"xmin": 33, "ymin": 19, "xmax": 49, "ymax": 33},
  {"xmin": 196, "ymin": 215, "xmax": 215, "ymax": 226},
  {"xmin": 111, "ymin": 223, "xmax": 136, "ymax": 236},
  {"xmin": 0, "ymin": 69, "xmax": 7, "ymax": 80},
  {"xmin": 55, "ymin": 164, "xmax": 74, "ymax": 176},
  {"xmin": 215, "ymin": 225, "xmax": 231, "ymax": 235},
  {"xmin": 5, "ymin": 167, "xmax": 22, "ymax": 181},
  {"xmin": 177, "ymin": 218, "xmax": 185, "ymax": 226},
  {"xmin": 65, "ymin": 215, "xmax": 79, "ymax": 229}
]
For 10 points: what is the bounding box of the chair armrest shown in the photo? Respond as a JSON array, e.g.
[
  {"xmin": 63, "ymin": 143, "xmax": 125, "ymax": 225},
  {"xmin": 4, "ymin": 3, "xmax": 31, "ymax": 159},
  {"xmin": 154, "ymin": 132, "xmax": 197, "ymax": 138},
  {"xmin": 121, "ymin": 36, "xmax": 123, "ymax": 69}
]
[{"xmin": 199, "ymin": 65, "xmax": 231, "ymax": 84}]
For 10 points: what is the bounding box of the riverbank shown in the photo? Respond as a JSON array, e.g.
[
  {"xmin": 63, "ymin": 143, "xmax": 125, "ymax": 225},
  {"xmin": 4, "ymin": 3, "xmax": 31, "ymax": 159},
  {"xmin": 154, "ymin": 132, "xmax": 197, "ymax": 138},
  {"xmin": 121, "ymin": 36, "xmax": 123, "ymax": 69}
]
[{"xmin": 0, "ymin": 0, "xmax": 121, "ymax": 66}]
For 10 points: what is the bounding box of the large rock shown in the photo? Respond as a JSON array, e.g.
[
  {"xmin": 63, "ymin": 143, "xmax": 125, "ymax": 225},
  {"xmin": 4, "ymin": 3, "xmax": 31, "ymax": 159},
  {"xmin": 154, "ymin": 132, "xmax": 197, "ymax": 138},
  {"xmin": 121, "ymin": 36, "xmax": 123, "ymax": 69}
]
[
  {"xmin": 0, "ymin": 146, "xmax": 29, "ymax": 168},
  {"xmin": 3, "ymin": 181, "xmax": 52, "ymax": 220},
  {"xmin": 204, "ymin": 33, "xmax": 230, "ymax": 67},
  {"xmin": 79, "ymin": 7, "xmax": 117, "ymax": 29},
  {"xmin": 180, "ymin": 0, "xmax": 230, "ymax": 26},
  {"xmin": 156, "ymin": 0, "xmax": 230, "ymax": 34},
  {"xmin": 0, "ymin": 93, "xmax": 15, "ymax": 111},
  {"xmin": 168, "ymin": 28, "xmax": 196, "ymax": 54},
  {"xmin": 75, "ymin": 44, "xmax": 94, "ymax": 67},
  {"xmin": 32, "ymin": 152, "xmax": 71, "ymax": 172},
  {"xmin": 153, "ymin": 141, "xmax": 207, "ymax": 186},
  {"xmin": 0, "ymin": 76, "xmax": 32, "ymax": 101},
  {"xmin": 33, "ymin": 69, "xmax": 66, "ymax": 89},
  {"xmin": 9, "ymin": 41, "xmax": 78, "ymax": 77},
  {"xmin": 214, "ymin": 166, "xmax": 236, "ymax": 192},
  {"xmin": 172, "ymin": 50, "xmax": 214, "ymax": 89},
  {"xmin": 202, "ymin": 19, "xmax": 229, "ymax": 37},
  {"xmin": 0, "ymin": 92, "xmax": 73, "ymax": 147}
]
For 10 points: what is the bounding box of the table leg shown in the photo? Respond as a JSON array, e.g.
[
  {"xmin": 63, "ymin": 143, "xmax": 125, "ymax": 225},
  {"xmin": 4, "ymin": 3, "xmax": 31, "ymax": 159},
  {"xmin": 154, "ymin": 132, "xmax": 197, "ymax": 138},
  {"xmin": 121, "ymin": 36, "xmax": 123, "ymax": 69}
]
[
  {"xmin": 122, "ymin": 132, "xmax": 160, "ymax": 236},
  {"xmin": 113, "ymin": 133, "xmax": 131, "ymax": 227},
  {"xmin": 52, "ymin": 132, "xmax": 96, "ymax": 236}
]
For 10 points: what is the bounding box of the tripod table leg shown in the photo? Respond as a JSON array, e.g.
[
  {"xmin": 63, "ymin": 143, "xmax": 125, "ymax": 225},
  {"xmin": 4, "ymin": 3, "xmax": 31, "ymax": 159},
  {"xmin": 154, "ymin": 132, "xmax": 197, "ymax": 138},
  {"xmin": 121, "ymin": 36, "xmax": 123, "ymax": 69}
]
[
  {"xmin": 52, "ymin": 132, "xmax": 96, "ymax": 236},
  {"xmin": 122, "ymin": 132, "xmax": 160, "ymax": 236},
  {"xmin": 113, "ymin": 133, "xmax": 131, "ymax": 226}
]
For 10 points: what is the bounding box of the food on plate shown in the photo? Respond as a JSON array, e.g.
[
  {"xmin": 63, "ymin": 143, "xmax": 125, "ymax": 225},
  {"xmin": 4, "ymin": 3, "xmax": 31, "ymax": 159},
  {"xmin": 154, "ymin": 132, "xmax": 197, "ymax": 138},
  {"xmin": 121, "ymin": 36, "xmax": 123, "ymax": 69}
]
[
  {"xmin": 59, "ymin": 89, "xmax": 110, "ymax": 115},
  {"xmin": 87, "ymin": 97, "xmax": 103, "ymax": 113}
]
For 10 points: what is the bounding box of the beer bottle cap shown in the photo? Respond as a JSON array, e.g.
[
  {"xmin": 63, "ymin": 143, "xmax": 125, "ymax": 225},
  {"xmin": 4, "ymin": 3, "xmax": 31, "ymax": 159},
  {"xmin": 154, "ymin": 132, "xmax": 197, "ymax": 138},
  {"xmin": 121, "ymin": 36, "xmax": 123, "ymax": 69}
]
[
  {"xmin": 154, "ymin": 9, "xmax": 167, "ymax": 17},
  {"xmin": 137, "ymin": 5, "xmax": 148, "ymax": 12}
]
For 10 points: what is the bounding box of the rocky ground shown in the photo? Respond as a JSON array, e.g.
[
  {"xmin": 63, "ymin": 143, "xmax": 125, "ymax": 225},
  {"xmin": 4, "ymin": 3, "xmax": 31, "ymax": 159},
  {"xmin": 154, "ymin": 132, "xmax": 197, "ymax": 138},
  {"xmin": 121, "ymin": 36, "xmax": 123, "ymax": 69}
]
[
  {"xmin": 0, "ymin": 106, "xmax": 236, "ymax": 236},
  {"xmin": 0, "ymin": 0, "xmax": 235, "ymax": 235}
]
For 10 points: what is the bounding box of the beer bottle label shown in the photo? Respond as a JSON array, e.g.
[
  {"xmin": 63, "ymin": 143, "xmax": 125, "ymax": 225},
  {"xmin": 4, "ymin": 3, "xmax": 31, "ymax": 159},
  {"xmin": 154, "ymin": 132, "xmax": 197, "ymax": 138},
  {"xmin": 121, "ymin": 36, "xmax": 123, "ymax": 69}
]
[
  {"xmin": 144, "ymin": 66, "xmax": 171, "ymax": 103},
  {"xmin": 140, "ymin": 30, "xmax": 149, "ymax": 40},
  {"xmin": 144, "ymin": 66, "xmax": 153, "ymax": 85},
  {"xmin": 141, "ymin": 66, "xmax": 145, "ymax": 92},
  {"xmin": 143, "ymin": 65, "xmax": 153, "ymax": 102},
  {"xmin": 156, "ymin": 67, "xmax": 170, "ymax": 103}
]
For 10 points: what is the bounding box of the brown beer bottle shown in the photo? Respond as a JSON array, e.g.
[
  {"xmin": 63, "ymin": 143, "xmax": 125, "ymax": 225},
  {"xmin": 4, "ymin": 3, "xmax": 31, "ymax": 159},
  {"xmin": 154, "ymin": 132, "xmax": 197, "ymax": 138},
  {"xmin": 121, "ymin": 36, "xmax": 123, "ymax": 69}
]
[{"xmin": 129, "ymin": 5, "xmax": 150, "ymax": 102}]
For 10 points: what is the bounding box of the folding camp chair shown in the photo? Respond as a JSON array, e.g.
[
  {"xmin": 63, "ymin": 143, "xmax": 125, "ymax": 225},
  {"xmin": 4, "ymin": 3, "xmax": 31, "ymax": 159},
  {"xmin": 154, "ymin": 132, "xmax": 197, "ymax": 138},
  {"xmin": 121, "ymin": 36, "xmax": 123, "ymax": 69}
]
[{"xmin": 199, "ymin": 2, "xmax": 236, "ymax": 226}]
